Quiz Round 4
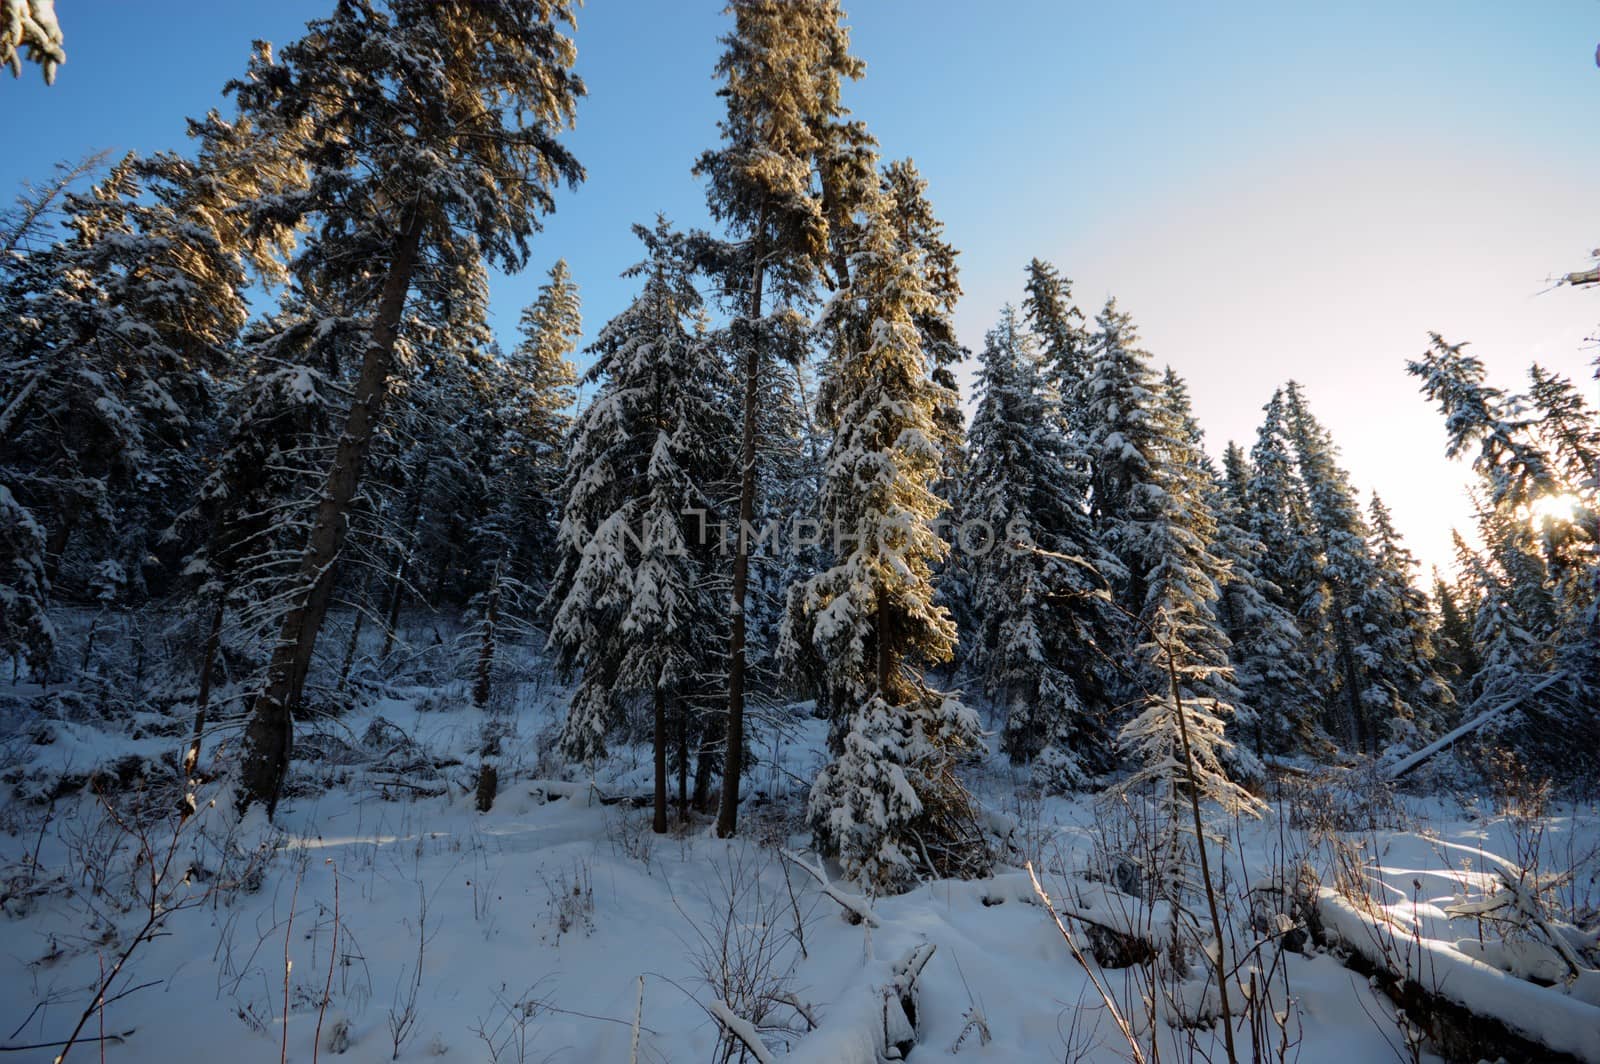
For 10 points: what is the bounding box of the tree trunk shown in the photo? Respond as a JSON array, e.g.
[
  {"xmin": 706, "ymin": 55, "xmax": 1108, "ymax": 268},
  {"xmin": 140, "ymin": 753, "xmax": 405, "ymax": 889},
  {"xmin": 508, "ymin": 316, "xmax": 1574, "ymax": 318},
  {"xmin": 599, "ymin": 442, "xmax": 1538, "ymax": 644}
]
[
  {"xmin": 238, "ymin": 209, "xmax": 426, "ymax": 817},
  {"xmin": 876, "ymin": 587, "xmax": 896, "ymax": 699},
  {"xmin": 181, "ymin": 594, "xmax": 226, "ymax": 806},
  {"xmin": 473, "ymin": 558, "xmax": 501, "ymax": 710},
  {"xmin": 677, "ymin": 697, "xmax": 690, "ymax": 822},
  {"xmin": 717, "ymin": 244, "xmax": 765, "ymax": 839},
  {"xmin": 44, "ymin": 505, "xmax": 74, "ymax": 585},
  {"xmin": 693, "ymin": 711, "xmax": 724, "ymax": 813},
  {"xmin": 337, "ymin": 577, "xmax": 369, "ymax": 693},
  {"xmin": 1330, "ymin": 589, "xmax": 1369, "ymax": 753},
  {"xmin": 652, "ymin": 683, "xmax": 668, "ymax": 834}
]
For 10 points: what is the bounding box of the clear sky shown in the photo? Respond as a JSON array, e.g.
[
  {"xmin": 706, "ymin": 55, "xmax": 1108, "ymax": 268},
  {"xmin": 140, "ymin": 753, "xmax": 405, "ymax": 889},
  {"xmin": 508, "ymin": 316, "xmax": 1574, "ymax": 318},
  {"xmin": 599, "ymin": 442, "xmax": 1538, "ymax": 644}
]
[{"xmin": 5, "ymin": 1, "xmax": 1597, "ymax": 576}]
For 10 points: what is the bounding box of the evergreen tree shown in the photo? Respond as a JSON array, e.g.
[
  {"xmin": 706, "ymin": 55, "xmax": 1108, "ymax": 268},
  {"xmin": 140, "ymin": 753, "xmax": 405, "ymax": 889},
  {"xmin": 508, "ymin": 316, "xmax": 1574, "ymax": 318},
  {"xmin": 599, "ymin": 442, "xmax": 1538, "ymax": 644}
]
[
  {"xmin": 1213, "ymin": 443, "xmax": 1313, "ymax": 756},
  {"xmin": 1081, "ymin": 297, "xmax": 1161, "ymax": 617},
  {"xmin": 882, "ymin": 159, "xmax": 964, "ymax": 479},
  {"xmin": 467, "ymin": 259, "xmax": 588, "ymax": 704},
  {"xmin": 1109, "ymin": 373, "xmax": 1261, "ymax": 887},
  {"xmin": 484, "ymin": 259, "xmax": 581, "ymax": 596},
  {"xmin": 1409, "ymin": 337, "xmax": 1598, "ymax": 757},
  {"xmin": 693, "ymin": 0, "xmax": 866, "ymax": 837},
  {"xmin": 1022, "ymin": 257, "xmax": 1090, "ymax": 427},
  {"xmin": 787, "ymin": 185, "xmax": 985, "ymax": 891},
  {"xmin": 1432, "ymin": 564, "xmax": 1482, "ymax": 692},
  {"xmin": 1282, "ymin": 382, "xmax": 1398, "ymax": 752},
  {"xmin": 0, "ymin": 151, "xmax": 247, "ymax": 603},
  {"xmin": 549, "ymin": 220, "xmax": 735, "ymax": 831},
  {"xmin": 0, "ymin": 485, "xmax": 53, "ymax": 678},
  {"xmin": 1363, "ymin": 494, "xmax": 1453, "ymax": 747},
  {"xmin": 221, "ymin": 0, "xmax": 585, "ymax": 814},
  {"xmin": 961, "ymin": 305, "xmax": 1114, "ymax": 788}
]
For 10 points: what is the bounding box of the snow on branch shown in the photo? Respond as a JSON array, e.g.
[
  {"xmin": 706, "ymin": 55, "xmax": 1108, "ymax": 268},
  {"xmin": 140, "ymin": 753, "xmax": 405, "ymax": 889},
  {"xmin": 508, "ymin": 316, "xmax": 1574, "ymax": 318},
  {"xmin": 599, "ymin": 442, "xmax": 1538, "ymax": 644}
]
[
  {"xmin": 780, "ymin": 849, "xmax": 881, "ymax": 927},
  {"xmin": 707, "ymin": 1000, "xmax": 776, "ymax": 1064}
]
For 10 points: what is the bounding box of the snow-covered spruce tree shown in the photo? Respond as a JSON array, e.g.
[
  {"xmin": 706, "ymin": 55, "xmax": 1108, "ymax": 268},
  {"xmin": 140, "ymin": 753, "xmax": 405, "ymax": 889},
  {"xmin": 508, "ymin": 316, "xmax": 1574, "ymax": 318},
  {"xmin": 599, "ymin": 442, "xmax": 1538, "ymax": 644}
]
[
  {"xmin": 1240, "ymin": 388, "xmax": 1330, "ymax": 751},
  {"xmin": 1363, "ymin": 494, "xmax": 1453, "ymax": 748},
  {"xmin": 0, "ymin": 485, "xmax": 54, "ymax": 679},
  {"xmin": 1432, "ymin": 562, "xmax": 1482, "ymax": 693},
  {"xmin": 549, "ymin": 219, "xmax": 735, "ymax": 831},
  {"xmin": 1022, "ymin": 257, "xmax": 1091, "ymax": 431},
  {"xmin": 465, "ymin": 261, "xmax": 580, "ymax": 717},
  {"xmin": 486, "ymin": 259, "xmax": 581, "ymax": 595},
  {"xmin": 219, "ymin": 0, "xmax": 584, "ymax": 815},
  {"xmin": 1107, "ymin": 371, "xmax": 1262, "ymax": 891},
  {"xmin": 1408, "ymin": 337, "xmax": 1598, "ymax": 759},
  {"xmin": 0, "ymin": 152, "xmax": 248, "ymax": 604},
  {"xmin": 882, "ymin": 159, "xmax": 964, "ymax": 480},
  {"xmin": 878, "ymin": 159, "xmax": 971, "ymax": 659},
  {"xmin": 1525, "ymin": 365, "xmax": 1600, "ymax": 706},
  {"xmin": 1157, "ymin": 370, "xmax": 1261, "ymax": 768},
  {"xmin": 1081, "ymin": 297, "xmax": 1161, "ymax": 619},
  {"xmin": 1, "ymin": 0, "xmax": 64, "ymax": 82},
  {"xmin": 787, "ymin": 184, "xmax": 986, "ymax": 892},
  {"xmin": 694, "ymin": 0, "xmax": 865, "ymax": 837},
  {"xmin": 1212, "ymin": 443, "xmax": 1314, "ymax": 756},
  {"xmin": 1281, "ymin": 382, "xmax": 1397, "ymax": 754},
  {"xmin": 961, "ymin": 305, "xmax": 1115, "ymax": 789}
]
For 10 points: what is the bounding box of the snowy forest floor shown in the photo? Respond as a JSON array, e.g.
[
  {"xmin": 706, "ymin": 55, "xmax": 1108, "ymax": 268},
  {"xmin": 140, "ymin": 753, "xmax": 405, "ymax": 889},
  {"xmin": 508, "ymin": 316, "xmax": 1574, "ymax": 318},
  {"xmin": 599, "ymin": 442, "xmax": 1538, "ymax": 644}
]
[{"xmin": 1, "ymin": 616, "xmax": 1597, "ymax": 1063}]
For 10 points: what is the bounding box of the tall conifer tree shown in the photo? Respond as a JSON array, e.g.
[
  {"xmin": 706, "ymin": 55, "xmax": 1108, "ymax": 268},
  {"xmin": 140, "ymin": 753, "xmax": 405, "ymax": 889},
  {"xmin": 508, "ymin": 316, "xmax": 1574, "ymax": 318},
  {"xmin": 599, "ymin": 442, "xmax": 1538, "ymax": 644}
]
[
  {"xmin": 694, "ymin": 0, "xmax": 865, "ymax": 837},
  {"xmin": 222, "ymin": 0, "xmax": 585, "ymax": 813},
  {"xmin": 788, "ymin": 186, "xmax": 985, "ymax": 890}
]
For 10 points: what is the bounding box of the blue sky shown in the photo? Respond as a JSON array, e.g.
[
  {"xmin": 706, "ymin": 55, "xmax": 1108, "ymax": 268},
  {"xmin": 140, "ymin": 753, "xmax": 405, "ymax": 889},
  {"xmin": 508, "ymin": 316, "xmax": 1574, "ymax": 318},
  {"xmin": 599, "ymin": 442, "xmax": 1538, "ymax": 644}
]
[{"xmin": 5, "ymin": 1, "xmax": 1598, "ymax": 572}]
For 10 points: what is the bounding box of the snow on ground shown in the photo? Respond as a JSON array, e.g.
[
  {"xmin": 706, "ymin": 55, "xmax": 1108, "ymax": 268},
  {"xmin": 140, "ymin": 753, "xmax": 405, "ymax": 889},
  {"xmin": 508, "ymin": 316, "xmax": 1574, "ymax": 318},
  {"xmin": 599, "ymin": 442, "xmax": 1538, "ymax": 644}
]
[{"xmin": 1, "ymin": 668, "xmax": 1596, "ymax": 1062}]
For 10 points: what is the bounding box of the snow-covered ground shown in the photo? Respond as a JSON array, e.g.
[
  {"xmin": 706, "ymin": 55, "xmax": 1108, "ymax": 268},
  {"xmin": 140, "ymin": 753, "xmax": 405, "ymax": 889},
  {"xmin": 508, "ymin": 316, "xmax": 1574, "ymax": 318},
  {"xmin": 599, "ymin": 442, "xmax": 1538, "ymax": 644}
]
[{"xmin": 2, "ymin": 655, "xmax": 1596, "ymax": 1063}]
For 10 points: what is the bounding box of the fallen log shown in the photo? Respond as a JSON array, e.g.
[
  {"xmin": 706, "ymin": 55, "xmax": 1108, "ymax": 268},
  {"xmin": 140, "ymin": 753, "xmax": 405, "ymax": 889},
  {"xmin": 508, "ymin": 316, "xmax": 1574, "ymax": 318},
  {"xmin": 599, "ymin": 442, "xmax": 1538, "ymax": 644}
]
[
  {"xmin": 527, "ymin": 780, "xmax": 652, "ymax": 808},
  {"xmin": 1314, "ymin": 887, "xmax": 1600, "ymax": 1063},
  {"xmin": 1382, "ymin": 672, "xmax": 1568, "ymax": 781}
]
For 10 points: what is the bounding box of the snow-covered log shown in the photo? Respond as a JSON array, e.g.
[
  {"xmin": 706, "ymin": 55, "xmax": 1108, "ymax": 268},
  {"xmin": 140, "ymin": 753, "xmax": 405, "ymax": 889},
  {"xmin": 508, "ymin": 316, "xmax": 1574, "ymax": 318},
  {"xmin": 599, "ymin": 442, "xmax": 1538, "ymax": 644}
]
[
  {"xmin": 1316, "ymin": 887, "xmax": 1600, "ymax": 1062},
  {"xmin": 527, "ymin": 780, "xmax": 652, "ymax": 807},
  {"xmin": 1381, "ymin": 672, "xmax": 1568, "ymax": 781}
]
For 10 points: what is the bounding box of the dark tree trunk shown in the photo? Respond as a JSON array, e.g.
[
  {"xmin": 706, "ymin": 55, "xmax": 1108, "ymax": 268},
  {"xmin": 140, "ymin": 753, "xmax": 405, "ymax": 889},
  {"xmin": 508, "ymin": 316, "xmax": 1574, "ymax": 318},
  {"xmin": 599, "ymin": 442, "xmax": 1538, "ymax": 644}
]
[
  {"xmin": 1329, "ymin": 588, "xmax": 1370, "ymax": 753},
  {"xmin": 44, "ymin": 506, "xmax": 74, "ymax": 585},
  {"xmin": 676, "ymin": 697, "xmax": 689, "ymax": 822},
  {"xmin": 652, "ymin": 684, "xmax": 668, "ymax": 834},
  {"xmin": 717, "ymin": 243, "xmax": 765, "ymax": 839},
  {"xmin": 337, "ymin": 578, "xmax": 369, "ymax": 693},
  {"xmin": 473, "ymin": 559, "xmax": 501, "ymax": 710},
  {"xmin": 181, "ymin": 594, "xmax": 227, "ymax": 809},
  {"xmin": 876, "ymin": 587, "xmax": 896, "ymax": 699},
  {"xmin": 693, "ymin": 711, "xmax": 724, "ymax": 813},
  {"xmin": 379, "ymin": 486, "xmax": 424, "ymax": 661},
  {"xmin": 239, "ymin": 210, "xmax": 426, "ymax": 817}
]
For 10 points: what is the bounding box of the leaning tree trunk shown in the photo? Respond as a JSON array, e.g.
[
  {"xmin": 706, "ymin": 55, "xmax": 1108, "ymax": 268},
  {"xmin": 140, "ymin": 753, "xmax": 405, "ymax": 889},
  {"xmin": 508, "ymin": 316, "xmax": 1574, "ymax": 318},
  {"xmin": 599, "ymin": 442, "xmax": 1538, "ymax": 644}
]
[
  {"xmin": 239, "ymin": 210, "xmax": 426, "ymax": 816},
  {"xmin": 181, "ymin": 594, "xmax": 227, "ymax": 814},
  {"xmin": 717, "ymin": 239, "xmax": 765, "ymax": 839}
]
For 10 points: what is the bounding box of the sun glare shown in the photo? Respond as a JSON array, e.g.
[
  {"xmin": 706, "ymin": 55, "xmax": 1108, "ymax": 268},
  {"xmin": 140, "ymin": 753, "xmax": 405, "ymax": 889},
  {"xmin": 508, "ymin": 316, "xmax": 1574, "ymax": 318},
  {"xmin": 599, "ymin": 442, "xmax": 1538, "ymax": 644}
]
[{"xmin": 1525, "ymin": 493, "xmax": 1581, "ymax": 526}]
